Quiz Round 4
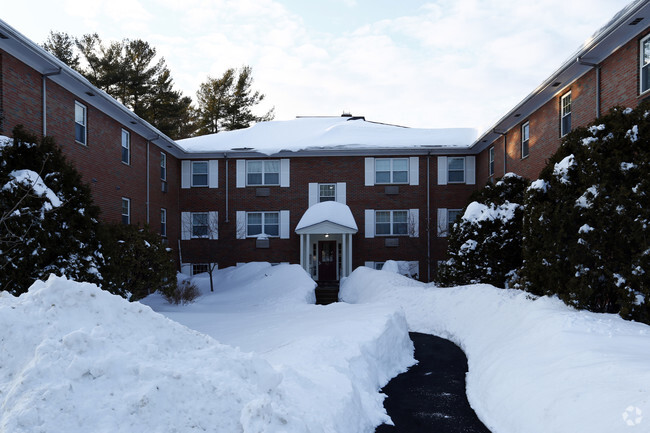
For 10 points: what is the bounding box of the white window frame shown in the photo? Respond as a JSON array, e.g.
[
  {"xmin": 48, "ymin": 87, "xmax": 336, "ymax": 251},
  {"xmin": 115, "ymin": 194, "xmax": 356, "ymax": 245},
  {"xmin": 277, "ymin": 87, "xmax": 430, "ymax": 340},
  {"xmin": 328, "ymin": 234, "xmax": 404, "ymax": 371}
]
[
  {"xmin": 161, "ymin": 152, "xmax": 167, "ymax": 181},
  {"xmin": 447, "ymin": 209, "xmax": 463, "ymax": 234},
  {"xmin": 160, "ymin": 208, "xmax": 167, "ymax": 237},
  {"xmin": 447, "ymin": 157, "xmax": 465, "ymax": 183},
  {"xmin": 121, "ymin": 129, "xmax": 130, "ymax": 165},
  {"xmin": 191, "ymin": 212, "xmax": 209, "ymax": 238},
  {"xmin": 375, "ymin": 158, "xmax": 409, "ymax": 184},
  {"xmin": 121, "ymin": 197, "xmax": 130, "ymax": 225},
  {"xmin": 488, "ymin": 147, "xmax": 495, "ymax": 177},
  {"xmin": 641, "ymin": 34, "xmax": 650, "ymax": 94},
  {"xmin": 192, "ymin": 263, "xmax": 210, "ymax": 276},
  {"xmin": 191, "ymin": 161, "xmax": 209, "ymax": 187},
  {"xmin": 375, "ymin": 210, "xmax": 409, "ymax": 236},
  {"xmin": 246, "ymin": 160, "xmax": 280, "ymax": 186},
  {"xmin": 521, "ymin": 121, "xmax": 530, "ymax": 159},
  {"xmin": 75, "ymin": 101, "xmax": 87, "ymax": 145},
  {"xmin": 561, "ymin": 92, "xmax": 571, "ymax": 137},
  {"xmin": 319, "ymin": 183, "xmax": 336, "ymax": 202},
  {"xmin": 246, "ymin": 211, "xmax": 280, "ymax": 237}
]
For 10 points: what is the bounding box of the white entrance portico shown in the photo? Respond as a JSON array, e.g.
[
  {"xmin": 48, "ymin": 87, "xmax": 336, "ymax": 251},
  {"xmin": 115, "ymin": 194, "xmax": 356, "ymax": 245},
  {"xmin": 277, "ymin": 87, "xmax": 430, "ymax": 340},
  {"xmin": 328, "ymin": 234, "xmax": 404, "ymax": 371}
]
[{"xmin": 295, "ymin": 201, "xmax": 358, "ymax": 281}]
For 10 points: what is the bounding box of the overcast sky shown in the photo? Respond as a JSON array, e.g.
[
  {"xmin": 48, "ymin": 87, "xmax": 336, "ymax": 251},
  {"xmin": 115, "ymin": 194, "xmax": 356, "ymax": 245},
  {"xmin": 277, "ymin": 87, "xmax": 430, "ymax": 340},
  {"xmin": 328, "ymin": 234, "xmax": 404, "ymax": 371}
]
[{"xmin": 3, "ymin": 0, "xmax": 633, "ymax": 134}]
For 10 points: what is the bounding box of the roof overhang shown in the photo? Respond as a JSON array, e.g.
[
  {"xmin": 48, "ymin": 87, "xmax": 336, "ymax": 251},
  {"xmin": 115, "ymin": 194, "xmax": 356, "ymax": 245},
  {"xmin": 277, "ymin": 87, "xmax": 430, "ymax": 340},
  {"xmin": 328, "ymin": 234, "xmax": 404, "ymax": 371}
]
[
  {"xmin": 295, "ymin": 220, "xmax": 358, "ymax": 235},
  {"xmin": 0, "ymin": 19, "xmax": 187, "ymax": 159},
  {"xmin": 471, "ymin": 0, "xmax": 650, "ymax": 154}
]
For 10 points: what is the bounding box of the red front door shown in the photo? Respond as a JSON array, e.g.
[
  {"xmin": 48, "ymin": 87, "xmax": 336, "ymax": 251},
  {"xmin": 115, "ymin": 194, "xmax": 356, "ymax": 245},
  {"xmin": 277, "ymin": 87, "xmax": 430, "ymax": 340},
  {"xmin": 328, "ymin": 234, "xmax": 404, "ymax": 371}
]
[{"xmin": 318, "ymin": 241, "xmax": 337, "ymax": 281}]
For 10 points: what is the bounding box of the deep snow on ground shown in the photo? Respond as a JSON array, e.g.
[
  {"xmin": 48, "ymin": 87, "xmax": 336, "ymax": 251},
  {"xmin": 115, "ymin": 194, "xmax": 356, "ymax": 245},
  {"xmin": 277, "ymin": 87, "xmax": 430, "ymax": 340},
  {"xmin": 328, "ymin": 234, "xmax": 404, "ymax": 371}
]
[
  {"xmin": 3, "ymin": 262, "xmax": 649, "ymax": 432},
  {"xmin": 341, "ymin": 265, "xmax": 650, "ymax": 433}
]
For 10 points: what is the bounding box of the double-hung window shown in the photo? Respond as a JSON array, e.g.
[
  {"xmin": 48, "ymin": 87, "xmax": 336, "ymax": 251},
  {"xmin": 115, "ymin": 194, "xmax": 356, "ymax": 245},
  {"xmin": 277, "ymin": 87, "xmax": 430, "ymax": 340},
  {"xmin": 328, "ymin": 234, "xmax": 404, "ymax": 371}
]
[
  {"xmin": 247, "ymin": 160, "xmax": 280, "ymax": 186},
  {"xmin": 375, "ymin": 158, "xmax": 408, "ymax": 184},
  {"xmin": 247, "ymin": 212, "xmax": 279, "ymax": 237},
  {"xmin": 641, "ymin": 35, "xmax": 650, "ymax": 94},
  {"xmin": 192, "ymin": 161, "xmax": 208, "ymax": 187},
  {"xmin": 319, "ymin": 184, "xmax": 336, "ymax": 202},
  {"xmin": 121, "ymin": 129, "xmax": 130, "ymax": 164},
  {"xmin": 192, "ymin": 264, "xmax": 209, "ymax": 275},
  {"xmin": 191, "ymin": 212, "xmax": 209, "ymax": 238},
  {"xmin": 447, "ymin": 209, "xmax": 463, "ymax": 233},
  {"xmin": 375, "ymin": 210, "xmax": 408, "ymax": 236},
  {"xmin": 448, "ymin": 157, "xmax": 465, "ymax": 183},
  {"xmin": 561, "ymin": 92, "xmax": 571, "ymax": 137},
  {"xmin": 75, "ymin": 101, "xmax": 87, "ymax": 145},
  {"xmin": 121, "ymin": 198, "xmax": 130, "ymax": 225},
  {"xmin": 160, "ymin": 208, "xmax": 167, "ymax": 237},
  {"xmin": 488, "ymin": 147, "xmax": 495, "ymax": 177},
  {"xmin": 521, "ymin": 122, "xmax": 530, "ymax": 158},
  {"xmin": 161, "ymin": 153, "xmax": 167, "ymax": 181}
]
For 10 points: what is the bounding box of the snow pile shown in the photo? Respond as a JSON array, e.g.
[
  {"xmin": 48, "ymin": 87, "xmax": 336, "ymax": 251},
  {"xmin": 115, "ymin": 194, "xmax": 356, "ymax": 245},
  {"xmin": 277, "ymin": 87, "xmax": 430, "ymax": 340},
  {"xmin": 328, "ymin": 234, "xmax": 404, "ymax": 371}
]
[
  {"xmin": 553, "ymin": 154, "xmax": 576, "ymax": 184},
  {"xmin": 295, "ymin": 201, "xmax": 358, "ymax": 231},
  {"xmin": 146, "ymin": 263, "xmax": 415, "ymax": 432},
  {"xmin": 178, "ymin": 116, "xmax": 477, "ymax": 155},
  {"xmin": 462, "ymin": 201, "xmax": 519, "ymax": 224},
  {"xmin": 0, "ymin": 275, "xmax": 296, "ymax": 433},
  {"xmin": 341, "ymin": 267, "xmax": 650, "ymax": 433}
]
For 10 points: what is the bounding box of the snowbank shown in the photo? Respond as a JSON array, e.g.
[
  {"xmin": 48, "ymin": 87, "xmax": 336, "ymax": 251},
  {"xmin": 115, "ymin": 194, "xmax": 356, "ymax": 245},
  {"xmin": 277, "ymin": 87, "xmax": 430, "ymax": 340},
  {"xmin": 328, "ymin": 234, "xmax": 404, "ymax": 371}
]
[
  {"xmin": 341, "ymin": 267, "xmax": 650, "ymax": 433},
  {"xmin": 146, "ymin": 263, "xmax": 416, "ymax": 432},
  {"xmin": 0, "ymin": 275, "xmax": 295, "ymax": 432}
]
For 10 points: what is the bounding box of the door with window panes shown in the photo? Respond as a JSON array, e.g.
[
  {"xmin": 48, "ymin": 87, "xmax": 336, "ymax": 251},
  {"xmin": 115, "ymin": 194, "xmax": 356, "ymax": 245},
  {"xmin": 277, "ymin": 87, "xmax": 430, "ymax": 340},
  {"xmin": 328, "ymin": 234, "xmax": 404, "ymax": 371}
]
[{"xmin": 318, "ymin": 241, "xmax": 337, "ymax": 281}]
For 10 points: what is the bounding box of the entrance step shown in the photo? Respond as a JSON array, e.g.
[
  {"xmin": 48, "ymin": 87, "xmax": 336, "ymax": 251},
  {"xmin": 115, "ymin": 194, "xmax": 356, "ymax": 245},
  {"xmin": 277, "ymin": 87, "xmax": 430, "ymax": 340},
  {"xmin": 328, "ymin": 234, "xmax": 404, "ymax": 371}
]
[{"xmin": 315, "ymin": 281, "xmax": 340, "ymax": 305}]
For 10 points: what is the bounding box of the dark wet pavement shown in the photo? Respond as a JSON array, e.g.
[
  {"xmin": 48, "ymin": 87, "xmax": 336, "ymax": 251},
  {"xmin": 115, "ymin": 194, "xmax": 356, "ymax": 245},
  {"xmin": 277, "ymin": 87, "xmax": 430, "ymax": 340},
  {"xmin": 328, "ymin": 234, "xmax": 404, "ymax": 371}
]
[{"xmin": 376, "ymin": 332, "xmax": 492, "ymax": 433}]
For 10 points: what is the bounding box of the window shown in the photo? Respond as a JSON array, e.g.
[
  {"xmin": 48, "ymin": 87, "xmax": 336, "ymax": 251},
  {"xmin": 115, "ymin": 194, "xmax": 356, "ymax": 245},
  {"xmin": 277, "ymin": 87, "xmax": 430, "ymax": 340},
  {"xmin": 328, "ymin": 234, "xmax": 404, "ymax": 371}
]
[
  {"xmin": 75, "ymin": 101, "xmax": 87, "ymax": 145},
  {"xmin": 447, "ymin": 209, "xmax": 463, "ymax": 233},
  {"xmin": 375, "ymin": 210, "xmax": 408, "ymax": 236},
  {"xmin": 374, "ymin": 262, "xmax": 385, "ymax": 270},
  {"xmin": 319, "ymin": 184, "xmax": 336, "ymax": 202},
  {"xmin": 448, "ymin": 157, "xmax": 465, "ymax": 183},
  {"xmin": 121, "ymin": 129, "xmax": 130, "ymax": 164},
  {"xmin": 121, "ymin": 198, "xmax": 130, "ymax": 225},
  {"xmin": 192, "ymin": 264, "xmax": 209, "ymax": 275},
  {"xmin": 191, "ymin": 212, "xmax": 209, "ymax": 238},
  {"xmin": 375, "ymin": 158, "xmax": 408, "ymax": 184},
  {"xmin": 161, "ymin": 153, "xmax": 167, "ymax": 181},
  {"xmin": 161, "ymin": 208, "xmax": 167, "ymax": 237},
  {"xmin": 247, "ymin": 160, "xmax": 280, "ymax": 186},
  {"xmin": 521, "ymin": 122, "xmax": 530, "ymax": 158},
  {"xmin": 488, "ymin": 147, "xmax": 495, "ymax": 177},
  {"xmin": 247, "ymin": 212, "xmax": 279, "ymax": 237},
  {"xmin": 192, "ymin": 161, "xmax": 208, "ymax": 187},
  {"xmin": 641, "ymin": 35, "xmax": 650, "ymax": 94},
  {"xmin": 561, "ymin": 92, "xmax": 571, "ymax": 137}
]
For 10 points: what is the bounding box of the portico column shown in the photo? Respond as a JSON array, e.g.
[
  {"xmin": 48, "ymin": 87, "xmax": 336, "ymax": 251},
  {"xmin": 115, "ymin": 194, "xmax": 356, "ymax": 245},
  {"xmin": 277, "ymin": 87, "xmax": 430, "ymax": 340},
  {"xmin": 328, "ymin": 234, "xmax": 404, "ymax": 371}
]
[
  {"xmin": 300, "ymin": 234, "xmax": 305, "ymax": 271},
  {"xmin": 342, "ymin": 233, "xmax": 347, "ymax": 278},
  {"xmin": 348, "ymin": 234, "xmax": 353, "ymax": 275},
  {"xmin": 306, "ymin": 233, "xmax": 310, "ymax": 277}
]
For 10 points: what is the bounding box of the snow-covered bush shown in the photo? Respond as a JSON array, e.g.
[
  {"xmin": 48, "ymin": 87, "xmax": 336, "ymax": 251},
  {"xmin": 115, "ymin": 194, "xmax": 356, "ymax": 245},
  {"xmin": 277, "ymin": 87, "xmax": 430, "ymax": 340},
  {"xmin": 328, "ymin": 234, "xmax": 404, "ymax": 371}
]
[
  {"xmin": 521, "ymin": 103, "xmax": 650, "ymax": 323},
  {"xmin": 99, "ymin": 223, "xmax": 177, "ymax": 301},
  {"xmin": 437, "ymin": 173, "xmax": 528, "ymax": 287},
  {"xmin": 0, "ymin": 126, "xmax": 103, "ymax": 294}
]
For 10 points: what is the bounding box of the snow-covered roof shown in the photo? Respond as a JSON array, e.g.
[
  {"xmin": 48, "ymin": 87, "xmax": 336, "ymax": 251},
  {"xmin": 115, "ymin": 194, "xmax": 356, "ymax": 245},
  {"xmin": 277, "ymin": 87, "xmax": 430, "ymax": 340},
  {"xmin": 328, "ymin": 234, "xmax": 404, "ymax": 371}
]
[
  {"xmin": 295, "ymin": 201, "xmax": 358, "ymax": 232},
  {"xmin": 178, "ymin": 117, "xmax": 477, "ymax": 156}
]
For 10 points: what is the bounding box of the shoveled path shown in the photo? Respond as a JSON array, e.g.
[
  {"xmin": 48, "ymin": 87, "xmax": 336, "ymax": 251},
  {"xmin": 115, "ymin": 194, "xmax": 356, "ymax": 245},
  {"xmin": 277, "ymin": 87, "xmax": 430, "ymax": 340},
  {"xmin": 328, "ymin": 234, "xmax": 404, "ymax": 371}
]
[{"xmin": 376, "ymin": 332, "xmax": 492, "ymax": 433}]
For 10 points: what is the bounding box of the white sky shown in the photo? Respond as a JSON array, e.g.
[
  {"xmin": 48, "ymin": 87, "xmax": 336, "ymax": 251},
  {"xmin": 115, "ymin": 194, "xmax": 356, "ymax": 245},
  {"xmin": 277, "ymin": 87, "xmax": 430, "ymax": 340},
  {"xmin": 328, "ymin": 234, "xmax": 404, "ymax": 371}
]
[{"xmin": 3, "ymin": 0, "xmax": 633, "ymax": 133}]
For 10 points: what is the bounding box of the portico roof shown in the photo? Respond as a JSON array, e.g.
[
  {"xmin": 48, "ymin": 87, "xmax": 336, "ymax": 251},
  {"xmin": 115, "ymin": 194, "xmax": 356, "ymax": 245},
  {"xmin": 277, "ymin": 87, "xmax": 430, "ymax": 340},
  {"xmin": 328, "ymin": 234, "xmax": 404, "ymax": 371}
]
[{"xmin": 295, "ymin": 202, "xmax": 358, "ymax": 234}]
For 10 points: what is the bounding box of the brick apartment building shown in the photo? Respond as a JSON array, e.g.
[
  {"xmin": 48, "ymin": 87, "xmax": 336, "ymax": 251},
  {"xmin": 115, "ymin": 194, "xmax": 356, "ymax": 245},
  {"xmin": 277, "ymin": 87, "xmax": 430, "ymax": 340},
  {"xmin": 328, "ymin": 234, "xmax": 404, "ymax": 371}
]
[{"xmin": 1, "ymin": 0, "xmax": 649, "ymax": 283}]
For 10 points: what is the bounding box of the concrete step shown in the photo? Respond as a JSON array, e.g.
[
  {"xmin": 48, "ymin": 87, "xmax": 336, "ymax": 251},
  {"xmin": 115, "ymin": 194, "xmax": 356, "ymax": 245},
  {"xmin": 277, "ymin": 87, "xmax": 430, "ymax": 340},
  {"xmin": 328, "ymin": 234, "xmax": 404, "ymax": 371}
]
[{"xmin": 315, "ymin": 282, "xmax": 340, "ymax": 305}]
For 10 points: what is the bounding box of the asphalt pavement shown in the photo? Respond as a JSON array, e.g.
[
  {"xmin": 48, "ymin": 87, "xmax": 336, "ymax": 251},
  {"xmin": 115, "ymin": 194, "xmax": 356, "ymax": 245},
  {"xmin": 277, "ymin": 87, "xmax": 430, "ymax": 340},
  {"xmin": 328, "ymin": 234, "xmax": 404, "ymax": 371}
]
[{"xmin": 375, "ymin": 332, "xmax": 492, "ymax": 433}]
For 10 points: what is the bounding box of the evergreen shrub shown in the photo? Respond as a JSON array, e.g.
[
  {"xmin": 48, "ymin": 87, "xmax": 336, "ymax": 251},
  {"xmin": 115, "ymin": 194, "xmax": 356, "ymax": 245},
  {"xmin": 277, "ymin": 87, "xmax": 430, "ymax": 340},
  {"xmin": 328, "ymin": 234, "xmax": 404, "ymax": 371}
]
[
  {"xmin": 0, "ymin": 126, "xmax": 103, "ymax": 294},
  {"xmin": 521, "ymin": 103, "xmax": 650, "ymax": 322},
  {"xmin": 437, "ymin": 173, "xmax": 528, "ymax": 287}
]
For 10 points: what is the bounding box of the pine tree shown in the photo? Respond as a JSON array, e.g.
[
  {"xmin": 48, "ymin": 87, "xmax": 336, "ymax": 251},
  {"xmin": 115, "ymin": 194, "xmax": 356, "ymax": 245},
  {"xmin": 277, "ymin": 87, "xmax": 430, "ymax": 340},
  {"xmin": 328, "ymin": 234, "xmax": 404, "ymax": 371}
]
[
  {"xmin": 0, "ymin": 126, "xmax": 103, "ymax": 294},
  {"xmin": 42, "ymin": 31, "xmax": 80, "ymax": 70}
]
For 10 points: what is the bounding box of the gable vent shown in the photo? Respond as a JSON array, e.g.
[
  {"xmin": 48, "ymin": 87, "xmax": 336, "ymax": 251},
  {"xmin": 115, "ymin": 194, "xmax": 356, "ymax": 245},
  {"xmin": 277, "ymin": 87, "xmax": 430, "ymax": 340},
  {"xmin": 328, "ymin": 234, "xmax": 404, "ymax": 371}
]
[
  {"xmin": 629, "ymin": 17, "xmax": 644, "ymax": 25},
  {"xmin": 552, "ymin": 82, "xmax": 562, "ymax": 87}
]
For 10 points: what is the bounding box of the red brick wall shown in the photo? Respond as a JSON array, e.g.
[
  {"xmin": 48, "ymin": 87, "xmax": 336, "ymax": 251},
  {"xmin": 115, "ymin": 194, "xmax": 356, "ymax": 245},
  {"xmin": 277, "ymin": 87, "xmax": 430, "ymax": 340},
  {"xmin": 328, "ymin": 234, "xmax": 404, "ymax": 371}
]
[
  {"xmin": 1, "ymin": 49, "xmax": 181, "ymax": 267},
  {"xmin": 477, "ymin": 25, "xmax": 650, "ymax": 185}
]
